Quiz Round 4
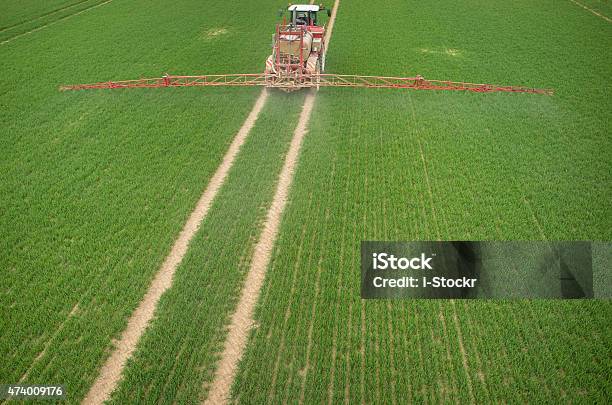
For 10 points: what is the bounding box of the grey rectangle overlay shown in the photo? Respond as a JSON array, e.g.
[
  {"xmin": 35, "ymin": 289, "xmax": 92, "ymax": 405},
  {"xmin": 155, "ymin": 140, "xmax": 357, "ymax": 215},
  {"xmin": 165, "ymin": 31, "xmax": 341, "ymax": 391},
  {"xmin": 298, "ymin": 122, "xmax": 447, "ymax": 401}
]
[{"xmin": 361, "ymin": 241, "xmax": 609, "ymax": 299}]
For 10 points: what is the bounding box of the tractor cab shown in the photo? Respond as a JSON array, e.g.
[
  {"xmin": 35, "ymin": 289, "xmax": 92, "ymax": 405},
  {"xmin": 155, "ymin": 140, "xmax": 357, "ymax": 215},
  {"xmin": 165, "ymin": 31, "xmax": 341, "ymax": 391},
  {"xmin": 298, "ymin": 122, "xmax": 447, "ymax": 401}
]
[{"xmin": 286, "ymin": 4, "xmax": 330, "ymax": 26}]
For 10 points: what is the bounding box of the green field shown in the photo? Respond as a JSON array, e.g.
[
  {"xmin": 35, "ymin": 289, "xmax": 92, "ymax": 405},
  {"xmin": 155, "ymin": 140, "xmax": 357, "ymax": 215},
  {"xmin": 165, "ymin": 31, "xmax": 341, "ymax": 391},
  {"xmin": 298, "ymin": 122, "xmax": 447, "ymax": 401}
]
[
  {"xmin": 0, "ymin": 0, "xmax": 113, "ymax": 43},
  {"xmin": 574, "ymin": 0, "xmax": 612, "ymax": 17},
  {"xmin": 109, "ymin": 92, "xmax": 306, "ymax": 404},
  {"xmin": 1, "ymin": 0, "xmax": 87, "ymax": 29},
  {"xmin": 1, "ymin": 0, "xmax": 610, "ymax": 403},
  {"xmin": 1, "ymin": 0, "xmax": 284, "ymax": 401},
  {"xmin": 233, "ymin": 0, "xmax": 612, "ymax": 402}
]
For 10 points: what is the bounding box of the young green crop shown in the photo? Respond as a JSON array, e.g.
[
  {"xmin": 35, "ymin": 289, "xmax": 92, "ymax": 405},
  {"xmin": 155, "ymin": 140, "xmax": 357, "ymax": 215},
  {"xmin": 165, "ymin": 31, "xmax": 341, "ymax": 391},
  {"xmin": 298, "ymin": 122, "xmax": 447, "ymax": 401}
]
[
  {"xmin": 2, "ymin": 0, "xmax": 610, "ymax": 402},
  {"xmin": 569, "ymin": 0, "xmax": 612, "ymax": 19},
  {"xmin": 0, "ymin": 0, "xmax": 287, "ymax": 401},
  {"xmin": 108, "ymin": 91, "xmax": 306, "ymax": 404},
  {"xmin": 232, "ymin": 0, "xmax": 611, "ymax": 402},
  {"xmin": 0, "ymin": 0, "xmax": 110, "ymax": 43},
  {"xmin": 1, "ymin": 0, "xmax": 85, "ymax": 29}
]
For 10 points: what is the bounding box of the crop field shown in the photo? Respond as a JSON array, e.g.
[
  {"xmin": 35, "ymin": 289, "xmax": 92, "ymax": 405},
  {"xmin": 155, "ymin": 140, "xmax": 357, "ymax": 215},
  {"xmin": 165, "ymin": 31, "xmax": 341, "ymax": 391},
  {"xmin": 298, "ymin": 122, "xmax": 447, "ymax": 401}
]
[
  {"xmin": 0, "ymin": 0, "xmax": 113, "ymax": 44},
  {"xmin": 232, "ymin": 0, "xmax": 611, "ymax": 403},
  {"xmin": 570, "ymin": 0, "xmax": 612, "ymax": 20},
  {"xmin": 107, "ymin": 91, "xmax": 306, "ymax": 404},
  {"xmin": 1, "ymin": 0, "xmax": 288, "ymax": 401},
  {"xmin": 1, "ymin": 0, "xmax": 610, "ymax": 404}
]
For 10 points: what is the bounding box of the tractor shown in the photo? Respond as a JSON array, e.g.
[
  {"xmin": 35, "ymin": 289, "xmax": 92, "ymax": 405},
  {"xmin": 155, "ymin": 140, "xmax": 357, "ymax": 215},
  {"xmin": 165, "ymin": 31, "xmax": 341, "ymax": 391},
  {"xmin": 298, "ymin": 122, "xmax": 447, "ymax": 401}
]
[{"xmin": 265, "ymin": 4, "xmax": 332, "ymax": 90}]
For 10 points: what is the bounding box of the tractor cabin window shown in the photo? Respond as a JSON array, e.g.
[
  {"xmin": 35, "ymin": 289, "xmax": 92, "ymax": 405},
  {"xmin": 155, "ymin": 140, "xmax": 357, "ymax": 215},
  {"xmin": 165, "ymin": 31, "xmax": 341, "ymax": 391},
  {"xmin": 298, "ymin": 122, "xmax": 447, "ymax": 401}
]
[{"xmin": 292, "ymin": 11, "xmax": 317, "ymax": 26}]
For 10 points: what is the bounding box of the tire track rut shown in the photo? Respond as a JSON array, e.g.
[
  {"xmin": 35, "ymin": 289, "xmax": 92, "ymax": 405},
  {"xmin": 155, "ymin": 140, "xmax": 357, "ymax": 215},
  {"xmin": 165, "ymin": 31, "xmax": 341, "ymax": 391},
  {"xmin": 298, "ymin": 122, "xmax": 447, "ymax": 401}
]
[
  {"xmin": 202, "ymin": 1, "xmax": 340, "ymax": 402},
  {"xmin": 82, "ymin": 89, "xmax": 269, "ymax": 405}
]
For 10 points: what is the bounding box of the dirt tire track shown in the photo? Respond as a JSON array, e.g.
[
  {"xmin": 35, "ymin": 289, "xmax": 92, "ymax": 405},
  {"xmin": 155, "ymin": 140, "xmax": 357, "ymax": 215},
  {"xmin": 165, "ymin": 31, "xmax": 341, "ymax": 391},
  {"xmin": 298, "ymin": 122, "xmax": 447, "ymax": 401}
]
[
  {"xmin": 204, "ymin": 91, "xmax": 316, "ymax": 405},
  {"xmin": 569, "ymin": 0, "xmax": 612, "ymax": 22},
  {"xmin": 82, "ymin": 89, "xmax": 269, "ymax": 405},
  {"xmin": 202, "ymin": 2, "xmax": 340, "ymax": 402}
]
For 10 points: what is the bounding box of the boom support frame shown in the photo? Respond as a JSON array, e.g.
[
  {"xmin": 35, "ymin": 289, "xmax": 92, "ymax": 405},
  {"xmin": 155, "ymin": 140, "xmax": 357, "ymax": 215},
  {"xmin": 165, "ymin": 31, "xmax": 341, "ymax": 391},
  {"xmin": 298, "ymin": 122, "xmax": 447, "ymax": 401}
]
[{"xmin": 60, "ymin": 73, "xmax": 553, "ymax": 95}]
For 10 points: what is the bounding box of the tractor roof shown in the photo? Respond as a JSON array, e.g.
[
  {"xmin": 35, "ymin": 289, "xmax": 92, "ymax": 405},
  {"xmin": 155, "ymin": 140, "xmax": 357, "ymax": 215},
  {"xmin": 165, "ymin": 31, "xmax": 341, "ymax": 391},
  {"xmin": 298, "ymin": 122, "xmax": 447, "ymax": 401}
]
[{"xmin": 288, "ymin": 5, "xmax": 320, "ymax": 12}]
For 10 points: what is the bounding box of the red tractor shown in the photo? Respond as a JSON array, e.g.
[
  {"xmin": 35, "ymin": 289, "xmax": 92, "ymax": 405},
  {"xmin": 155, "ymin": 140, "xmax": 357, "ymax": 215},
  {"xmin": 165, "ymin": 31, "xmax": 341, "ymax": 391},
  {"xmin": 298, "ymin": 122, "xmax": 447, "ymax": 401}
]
[{"xmin": 265, "ymin": 4, "xmax": 331, "ymax": 90}]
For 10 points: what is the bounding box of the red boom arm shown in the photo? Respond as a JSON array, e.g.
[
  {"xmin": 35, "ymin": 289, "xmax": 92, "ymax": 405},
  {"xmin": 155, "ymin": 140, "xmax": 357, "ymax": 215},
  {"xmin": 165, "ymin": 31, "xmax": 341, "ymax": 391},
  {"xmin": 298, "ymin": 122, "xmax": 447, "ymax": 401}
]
[{"xmin": 60, "ymin": 73, "xmax": 553, "ymax": 95}]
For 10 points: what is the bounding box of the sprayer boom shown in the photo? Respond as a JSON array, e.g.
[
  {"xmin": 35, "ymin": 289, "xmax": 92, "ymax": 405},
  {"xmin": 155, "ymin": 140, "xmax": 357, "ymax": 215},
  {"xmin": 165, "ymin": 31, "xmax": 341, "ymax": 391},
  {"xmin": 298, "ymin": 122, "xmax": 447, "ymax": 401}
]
[{"xmin": 60, "ymin": 73, "xmax": 552, "ymax": 95}]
